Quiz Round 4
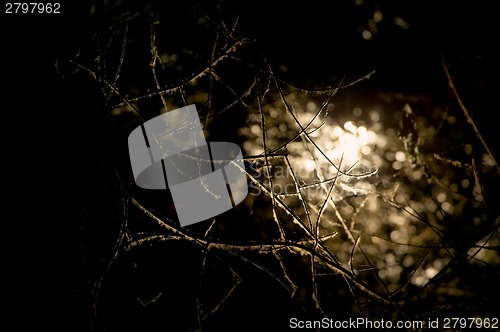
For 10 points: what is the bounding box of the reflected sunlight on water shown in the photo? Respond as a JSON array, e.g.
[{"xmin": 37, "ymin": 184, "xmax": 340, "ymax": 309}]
[{"xmin": 239, "ymin": 87, "xmax": 498, "ymax": 287}]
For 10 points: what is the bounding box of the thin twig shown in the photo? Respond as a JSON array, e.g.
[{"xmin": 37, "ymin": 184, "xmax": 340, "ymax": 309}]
[{"xmin": 442, "ymin": 60, "xmax": 499, "ymax": 169}]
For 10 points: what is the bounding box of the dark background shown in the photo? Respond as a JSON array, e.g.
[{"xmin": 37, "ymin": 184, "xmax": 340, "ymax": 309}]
[{"xmin": 2, "ymin": 1, "xmax": 497, "ymax": 330}]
